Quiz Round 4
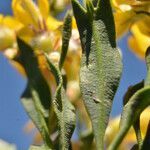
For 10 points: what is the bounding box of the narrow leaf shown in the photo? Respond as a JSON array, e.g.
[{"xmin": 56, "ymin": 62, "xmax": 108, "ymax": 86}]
[
  {"xmin": 123, "ymin": 81, "xmax": 144, "ymax": 149},
  {"xmin": 72, "ymin": 0, "xmax": 122, "ymax": 149},
  {"xmin": 123, "ymin": 81, "xmax": 144, "ymax": 105},
  {"xmin": 108, "ymin": 48, "xmax": 150, "ymax": 149},
  {"xmin": 17, "ymin": 38, "xmax": 52, "ymax": 147},
  {"xmin": 71, "ymin": 0, "xmax": 90, "ymax": 56},
  {"xmin": 108, "ymin": 87, "xmax": 150, "ymax": 150},
  {"xmin": 22, "ymin": 86, "xmax": 52, "ymax": 147},
  {"xmin": 59, "ymin": 12, "xmax": 72, "ymax": 69},
  {"xmin": 45, "ymin": 54, "xmax": 76, "ymax": 150},
  {"xmin": 145, "ymin": 46, "xmax": 150, "ymax": 86}
]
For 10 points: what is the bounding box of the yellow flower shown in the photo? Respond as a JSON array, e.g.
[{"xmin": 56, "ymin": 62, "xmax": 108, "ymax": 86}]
[
  {"xmin": 9, "ymin": 0, "xmax": 81, "ymax": 86},
  {"xmin": 105, "ymin": 107, "xmax": 150, "ymax": 150},
  {"xmin": 0, "ymin": 15, "xmax": 22, "ymax": 51},
  {"xmin": 113, "ymin": 0, "xmax": 150, "ymax": 58},
  {"xmin": 0, "ymin": 0, "xmax": 62, "ymax": 76},
  {"xmin": 113, "ymin": 0, "xmax": 150, "ymax": 37},
  {"xmin": 0, "ymin": 15, "xmax": 23, "ymax": 62},
  {"xmin": 12, "ymin": 0, "xmax": 63, "ymax": 44},
  {"xmin": 128, "ymin": 17, "xmax": 150, "ymax": 58},
  {"xmin": 1, "ymin": 0, "xmax": 81, "ymax": 98}
]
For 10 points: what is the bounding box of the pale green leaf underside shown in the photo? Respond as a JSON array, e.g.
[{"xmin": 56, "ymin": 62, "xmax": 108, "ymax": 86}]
[
  {"xmin": 17, "ymin": 38, "xmax": 52, "ymax": 148},
  {"xmin": 72, "ymin": 0, "xmax": 122, "ymax": 149}
]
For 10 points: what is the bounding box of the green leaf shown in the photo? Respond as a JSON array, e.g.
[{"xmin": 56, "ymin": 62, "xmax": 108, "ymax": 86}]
[
  {"xmin": 72, "ymin": 0, "xmax": 122, "ymax": 149},
  {"xmin": 133, "ymin": 118, "xmax": 143, "ymax": 149},
  {"xmin": 108, "ymin": 87, "xmax": 150, "ymax": 150},
  {"xmin": 45, "ymin": 54, "xmax": 76, "ymax": 150},
  {"xmin": 86, "ymin": 0, "xmax": 94, "ymax": 22},
  {"xmin": 145, "ymin": 46, "xmax": 150, "ymax": 86},
  {"xmin": 71, "ymin": 0, "xmax": 89, "ymax": 56},
  {"xmin": 17, "ymin": 38, "xmax": 52, "ymax": 148},
  {"xmin": 123, "ymin": 81, "xmax": 144, "ymax": 149},
  {"xmin": 108, "ymin": 47, "xmax": 150, "ymax": 150},
  {"xmin": 123, "ymin": 81, "xmax": 144, "ymax": 105},
  {"xmin": 59, "ymin": 12, "xmax": 72, "ymax": 69}
]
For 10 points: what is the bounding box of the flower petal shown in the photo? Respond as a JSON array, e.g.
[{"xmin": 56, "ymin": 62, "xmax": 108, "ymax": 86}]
[
  {"xmin": 114, "ymin": 11, "xmax": 136, "ymax": 38},
  {"xmin": 128, "ymin": 22, "xmax": 150, "ymax": 59},
  {"xmin": 2, "ymin": 16, "xmax": 23, "ymax": 31},
  {"xmin": 46, "ymin": 16, "xmax": 63, "ymax": 30},
  {"xmin": 37, "ymin": 0, "xmax": 49, "ymax": 19},
  {"xmin": 12, "ymin": 0, "xmax": 42, "ymax": 28},
  {"xmin": 112, "ymin": 0, "xmax": 135, "ymax": 10},
  {"xmin": 0, "ymin": 27, "xmax": 15, "ymax": 51}
]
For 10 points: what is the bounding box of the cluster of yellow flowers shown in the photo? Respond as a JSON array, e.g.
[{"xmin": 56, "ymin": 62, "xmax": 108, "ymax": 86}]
[
  {"xmin": 113, "ymin": 0, "xmax": 150, "ymax": 58},
  {"xmin": 0, "ymin": 0, "xmax": 81, "ymax": 94}
]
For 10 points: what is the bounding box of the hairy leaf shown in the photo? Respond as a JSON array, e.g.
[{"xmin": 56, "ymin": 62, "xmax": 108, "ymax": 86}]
[
  {"xmin": 145, "ymin": 47, "xmax": 150, "ymax": 86},
  {"xmin": 17, "ymin": 38, "xmax": 52, "ymax": 147},
  {"xmin": 59, "ymin": 12, "xmax": 72, "ymax": 69},
  {"xmin": 45, "ymin": 54, "xmax": 76, "ymax": 150},
  {"xmin": 72, "ymin": 0, "xmax": 122, "ymax": 149}
]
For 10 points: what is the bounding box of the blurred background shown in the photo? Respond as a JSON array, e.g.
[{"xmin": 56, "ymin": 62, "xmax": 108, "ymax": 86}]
[{"xmin": 0, "ymin": 0, "xmax": 147, "ymax": 149}]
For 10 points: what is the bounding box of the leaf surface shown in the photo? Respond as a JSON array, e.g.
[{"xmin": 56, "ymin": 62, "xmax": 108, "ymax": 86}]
[
  {"xmin": 72, "ymin": 0, "xmax": 122, "ymax": 149},
  {"xmin": 17, "ymin": 38, "xmax": 52, "ymax": 147},
  {"xmin": 46, "ymin": 54, "xmax": 76, "ymax": 150},
  {"xmin": 59, "ymin": 12, "xmax": 72, "ymax": 69}
]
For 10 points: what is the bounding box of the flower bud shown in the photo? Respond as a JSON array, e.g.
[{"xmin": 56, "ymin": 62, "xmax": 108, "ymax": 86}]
[
  {"xmin": 30, "ymin": 33, "xmax": 53, "ymax": 52},
  {"xmin": 0, "ymin": 27, "xmax": 15, "ymax": 51}
]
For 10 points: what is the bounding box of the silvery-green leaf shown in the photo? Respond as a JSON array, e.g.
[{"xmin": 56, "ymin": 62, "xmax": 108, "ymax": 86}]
[
  {"xmin": 72, "ymin": 0, "xmax": 122, "ymax": 149},
  {"xmin": 45, "ymin": 54, "xmax": 76, "ymax": 150},
  {"xmin": 59, "ymin": 12, "xmax": 72, "ymax": 69},
  {"xmin": 145, "ymin": 47, "xmax": 150, "ymax": 86}
]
